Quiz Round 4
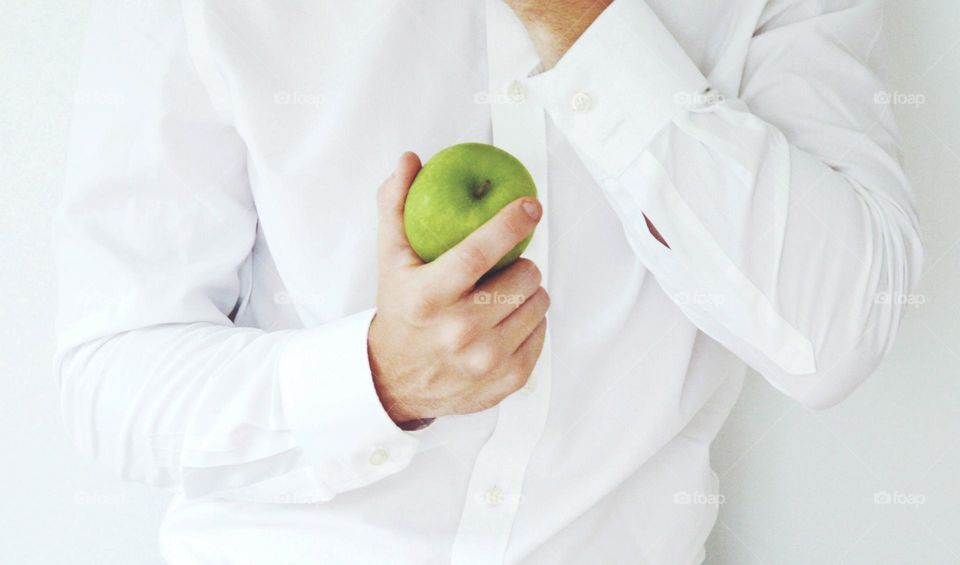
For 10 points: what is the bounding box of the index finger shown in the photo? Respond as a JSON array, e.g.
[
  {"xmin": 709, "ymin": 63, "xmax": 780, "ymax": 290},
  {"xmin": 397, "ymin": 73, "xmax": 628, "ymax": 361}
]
[{"xmin": 425, "ymin": 197, "xmax": 541, "ymax": 302}]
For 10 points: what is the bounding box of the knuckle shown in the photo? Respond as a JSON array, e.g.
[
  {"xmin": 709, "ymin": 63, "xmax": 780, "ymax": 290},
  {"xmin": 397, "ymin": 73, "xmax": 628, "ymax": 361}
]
[
  {"xmin": 518, "ymin": 288, "xmax": 546, "ymax": 314},
  {"xmin": 521, "ymin": 289, "xmax": 541, "ymax": 311},
  {"xmin": 533, "ymin": 319, "xmax": 548, "ymax": 342},
  {"xmin": 465, "ymin": 344, "xmax": 500, "ymax": 376},
  {"xmin": 443, "ymin": 318, "xmax": 476, "ymax": 351},
  {"xmin": 527, "ymin": 263, "xmax": 543, "ymax": 287},
  {"xmin": 504, "ymin": 366, "xmax": 530, "ymax": 392},
  {"xmin": 458, "ymin": 244, "xmax": 491, "ymax": 276},
  {"xmin": 534, "ymin": 287, "xmax": 550, "ymax": 310},
  {"xmin": 513, "ymin": 259, "xmax": 541, "ymax": 287}
]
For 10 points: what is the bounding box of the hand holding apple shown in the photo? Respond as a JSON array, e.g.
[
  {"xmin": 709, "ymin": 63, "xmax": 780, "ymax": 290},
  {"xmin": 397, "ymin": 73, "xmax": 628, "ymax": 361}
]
[
  {"xmin": 403, "ymin": 142, "xmax": 538, "ymax": 271},
  {"xmin": 368, "ymin": 152, "xmax": 549, "ymax": 425}
]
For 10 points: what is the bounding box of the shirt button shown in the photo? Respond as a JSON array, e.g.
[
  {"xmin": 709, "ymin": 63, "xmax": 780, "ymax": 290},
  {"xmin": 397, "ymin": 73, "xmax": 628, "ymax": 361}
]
[
  {"xmin": 478, "ymin": 486, "xmax": 506, "ymax": 507},
  {"xmin": 368, "ymin": 446, "xmax": 390, "ymax": 466},
  {"xmin": 506, "ymin": 80, "xmax": 527, "ymax": 104},
  {"xmin": 571, "ymin": 92, "xmax": 593, "ymax": 113}
]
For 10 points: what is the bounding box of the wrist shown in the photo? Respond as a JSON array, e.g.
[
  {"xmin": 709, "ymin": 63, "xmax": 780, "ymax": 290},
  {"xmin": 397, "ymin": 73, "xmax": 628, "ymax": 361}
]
[{"xmin": 368, "ymin": 314, "xmax": 431, "ymax": 426}]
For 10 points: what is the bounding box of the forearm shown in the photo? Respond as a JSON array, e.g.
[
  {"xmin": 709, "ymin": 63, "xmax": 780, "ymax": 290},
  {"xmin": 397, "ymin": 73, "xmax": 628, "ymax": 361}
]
[
  {"xmin": 618, "ymin": 122, "xmax": 922, "ymax": 405},
  {"xmin": 56, "ymin": 311, "xmax": 422, "ymax": 501},
  {"xmin": 59, "ymin": 323, "xmax": 297, "ymax": 493}
]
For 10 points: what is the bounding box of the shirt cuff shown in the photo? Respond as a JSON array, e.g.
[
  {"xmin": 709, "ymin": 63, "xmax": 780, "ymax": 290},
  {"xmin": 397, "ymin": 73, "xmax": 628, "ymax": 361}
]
[
  {"xmin": 525, "ymin": 0, "xmax": 712, "ymax": 177},
  {"xmin": 276, "ymin": 308, "xmax": 422, "ymax": 493}
]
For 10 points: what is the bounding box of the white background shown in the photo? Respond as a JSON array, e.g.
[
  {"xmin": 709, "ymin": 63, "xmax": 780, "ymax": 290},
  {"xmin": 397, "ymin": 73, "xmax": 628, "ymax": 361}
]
[{"xmin": 1, "ymin": 1, "xmax": 957, "ymax": 563}]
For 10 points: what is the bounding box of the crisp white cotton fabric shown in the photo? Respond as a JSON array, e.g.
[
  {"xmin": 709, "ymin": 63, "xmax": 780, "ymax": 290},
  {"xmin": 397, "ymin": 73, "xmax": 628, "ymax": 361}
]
[{"xmin": 54, "ymin": 0, "xmax": 921, "ymax": 563}]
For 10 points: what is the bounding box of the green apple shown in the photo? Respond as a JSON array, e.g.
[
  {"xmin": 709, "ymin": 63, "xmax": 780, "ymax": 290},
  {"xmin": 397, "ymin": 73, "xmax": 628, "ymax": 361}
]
[{"xmin": 403, "ymin": 143, "xmax": 538, "ymax": 271}]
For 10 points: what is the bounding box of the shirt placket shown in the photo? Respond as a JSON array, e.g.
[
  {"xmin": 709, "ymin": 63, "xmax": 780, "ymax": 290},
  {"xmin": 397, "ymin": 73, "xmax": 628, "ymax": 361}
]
[{"xmin": 448, "ymin": 2, "xmax": 553, "ymax": 564}]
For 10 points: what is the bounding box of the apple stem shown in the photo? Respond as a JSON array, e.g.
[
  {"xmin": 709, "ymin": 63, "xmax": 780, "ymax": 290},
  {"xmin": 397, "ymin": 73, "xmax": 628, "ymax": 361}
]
[{"xmin": 474, "ymin": 179, "xmax": 492, "ymax": 199}]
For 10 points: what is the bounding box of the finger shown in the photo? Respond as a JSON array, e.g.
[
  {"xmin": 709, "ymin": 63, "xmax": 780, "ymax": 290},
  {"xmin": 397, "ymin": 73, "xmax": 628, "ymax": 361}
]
[
  {"xmin": 496, "ymin": 287, "xmax": 549, "ymax": 352},
  {"xmin": 377, "ymin": 152, "xmax": 423, "ymax": 270},
  {"xmin": 466, "ymin": 259, "xmax": 542, "ymax": 326},
  {"xmin": 511, "ymin": 318, "xmax": 547, "ymax": 372},
  {"xmin": 427, "ymin": 197, "xmax": 541, "ymax": 303},
  {"xmin": 479, "ymin": 318, "xmax": 547, "ymax": 406}
]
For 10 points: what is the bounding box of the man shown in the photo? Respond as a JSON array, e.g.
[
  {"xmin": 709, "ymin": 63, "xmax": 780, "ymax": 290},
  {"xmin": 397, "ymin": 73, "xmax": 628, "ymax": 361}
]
[{"xmin": 55, "ymin": 0, "xmax": 922, "ymax": 563}]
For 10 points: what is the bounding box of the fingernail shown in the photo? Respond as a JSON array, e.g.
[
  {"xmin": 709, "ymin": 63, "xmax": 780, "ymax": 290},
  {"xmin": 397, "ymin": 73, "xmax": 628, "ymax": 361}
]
[
  {"xmin": 521, "ymin": 199, "xmax": 541, "ymax": 220},
  {"xmin": 396, "ymin": 153, "xmax": 409, "ymax": 170}
]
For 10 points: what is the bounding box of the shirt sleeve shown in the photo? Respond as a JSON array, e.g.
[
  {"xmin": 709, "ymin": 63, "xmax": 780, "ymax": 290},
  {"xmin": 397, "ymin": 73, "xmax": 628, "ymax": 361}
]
[
  {"xmin": 54, "ymin": 0, "xmax": 419, "ymax": 503},
  {"xmin": 525, "ymin": 0, "xmax": 923, "ymax": 407}
]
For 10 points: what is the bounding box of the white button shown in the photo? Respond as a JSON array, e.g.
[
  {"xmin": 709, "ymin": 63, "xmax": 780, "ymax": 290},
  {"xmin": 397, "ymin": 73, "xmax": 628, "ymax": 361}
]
[
  {"xmin": 700, "ymin": 88, "xmax": 723, "ymax": 108},
  {"xmin": 368, "ymin": 446, "xmax": 390, "ymax": 466},
  {"xmin": 478, "ymin": 486, "xmax": 506, "ymax": 507},
  {"xmin": 571, "ymin": 92, "xmax": 592, "ymax": 113},
  {"xmin": 506, "ymin": 80, "xmax": 527, "ymax": 104}
]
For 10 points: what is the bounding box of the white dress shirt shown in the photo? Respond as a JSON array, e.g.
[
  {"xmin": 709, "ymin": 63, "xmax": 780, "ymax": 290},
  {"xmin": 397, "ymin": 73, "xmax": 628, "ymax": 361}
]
[{"xmin": 55, "ymin": 1, "xmax": 922, "ymax": 563}]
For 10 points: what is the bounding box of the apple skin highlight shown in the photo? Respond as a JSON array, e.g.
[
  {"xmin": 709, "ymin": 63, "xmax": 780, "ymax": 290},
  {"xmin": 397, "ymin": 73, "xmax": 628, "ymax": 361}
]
[{"xmin": 403, "ymin": 143, "xmax": 538, "ymax": 271}]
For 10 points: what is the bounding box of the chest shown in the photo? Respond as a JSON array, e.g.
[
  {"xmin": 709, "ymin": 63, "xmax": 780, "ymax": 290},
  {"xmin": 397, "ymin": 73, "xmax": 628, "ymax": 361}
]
[{"xmin": 196, "ymin": 0, "xmax": 756, "ymax": 322}]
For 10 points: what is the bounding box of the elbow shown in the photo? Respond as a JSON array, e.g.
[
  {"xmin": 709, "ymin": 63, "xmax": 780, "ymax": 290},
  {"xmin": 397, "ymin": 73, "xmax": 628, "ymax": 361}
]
[
  {"xmin": 789, "ymin": 197, "xmax": 923, "ymax": 410},
  {"xmin": 792, "ymin": 338, "xmax": 887, "ymax": 410},
  {"xmin": 779, "ymin": 284, "xmax": 919, "ymax": 411},
  {"xmin": 764, "ymin": 325, "xmax": 892, "ymax": 410},
  {"xmin": 789, "ymin": 284, "xmax": 918, "ymax": 411}
]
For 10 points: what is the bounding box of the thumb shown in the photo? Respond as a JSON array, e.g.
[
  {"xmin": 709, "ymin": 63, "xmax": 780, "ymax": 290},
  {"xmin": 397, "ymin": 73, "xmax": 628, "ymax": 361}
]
[{"xmin": 377, "ymin": 151, "xmax": 423, "ymax": 270}]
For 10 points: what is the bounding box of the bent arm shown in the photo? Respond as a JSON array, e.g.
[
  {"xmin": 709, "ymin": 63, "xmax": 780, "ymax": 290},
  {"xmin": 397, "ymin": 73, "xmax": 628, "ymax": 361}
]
[
  {"xmin": 524, "ymin": 0, "xmax": 923, "ymax": 406},
  {"xmin": 55, "ymin": 0, "xmax": 418, "ymax": 502}
]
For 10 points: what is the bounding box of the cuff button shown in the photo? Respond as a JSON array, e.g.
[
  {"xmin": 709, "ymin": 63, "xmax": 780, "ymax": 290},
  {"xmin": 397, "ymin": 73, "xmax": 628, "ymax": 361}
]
[{"xmin": 368, "ymin": 446, "xmax": 390, "ymax": 466}]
